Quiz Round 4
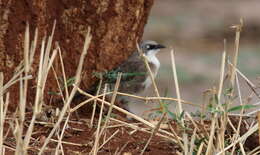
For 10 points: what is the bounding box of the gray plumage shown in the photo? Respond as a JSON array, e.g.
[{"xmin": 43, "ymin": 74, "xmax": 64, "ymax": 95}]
[{"xmin": 99, "ymin": 40, "xmax": 165, "ymax": 111}]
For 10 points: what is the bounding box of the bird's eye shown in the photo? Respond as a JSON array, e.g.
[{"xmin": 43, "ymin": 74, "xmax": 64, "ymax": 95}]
[{"xmin": 145, "ymin": 45, "xmax": 150, "ymax": 49}]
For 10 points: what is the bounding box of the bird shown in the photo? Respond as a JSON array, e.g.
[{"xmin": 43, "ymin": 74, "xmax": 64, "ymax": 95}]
[{"xmin": 95, "ymin": 40, "xmax": 166, "ymax": 112}]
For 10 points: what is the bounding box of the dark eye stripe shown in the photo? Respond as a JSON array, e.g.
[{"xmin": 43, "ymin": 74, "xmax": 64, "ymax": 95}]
[{"xmin": 146, "ymin": 45, "xmax": 156, "ymax": 50}]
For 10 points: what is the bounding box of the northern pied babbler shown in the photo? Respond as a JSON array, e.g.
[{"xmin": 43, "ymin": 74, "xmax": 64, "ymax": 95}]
[{"xmin": 97, "ymin": 40, "xmax": 165, "ymax": 112}]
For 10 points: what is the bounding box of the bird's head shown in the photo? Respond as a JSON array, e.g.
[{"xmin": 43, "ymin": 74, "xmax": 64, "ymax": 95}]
[{"xmin": 140, "ymin": 40, "xmax": 166, "ymax": 57}]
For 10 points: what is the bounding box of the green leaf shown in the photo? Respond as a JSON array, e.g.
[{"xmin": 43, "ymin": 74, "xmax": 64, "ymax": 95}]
[
  {"xmin": 179, "ymin": 110, "xmax": 185, "ymax": 119},
  {"xmin": 92, "ymin": 71, "xmax": 104, "ymax": 79},
  {"xmin": 207, "ymin": 105, "xmax": 222, "ymax": 114},
  {"xmin": 168, "ymin": 110, "xmax": 177, "ymax": 120},
  {"xmin": 224, "ymin": 88, "xmax": 233, "ymax": 96},
  {"xmin": 48, "ymin": 91, "xmax": 60, "ymax": 95},
  {"xmin": 66, "ymin": 77, "xmax": 75, "ymax": 87},
  {"xmin": 228, "ymin": 104, "xmax": 257, "ymax": 112}
]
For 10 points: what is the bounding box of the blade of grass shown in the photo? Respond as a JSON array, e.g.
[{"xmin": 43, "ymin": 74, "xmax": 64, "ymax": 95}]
[
  {"xmin": 110, "ymin": 117, "xmax": 179, "ymax": 142},
  {"xmin": 93, "ymin": 85, "xmax": 107, "ymax": 155},
  {"xmin": 24, "ymin": 22, "xmax": 57, "ymax": 151},
  {"xmin": 140, "ymin": 112, "xmax": 166, "ymax": 155},
  {"xmin": 170, "ymin": 49, "xmax": 183, "ymax": 116},
  {"xmin": 257, "ymin": 111, "xmax": 260, "ymax": 144},
  {"xmin": 188, "ymin": 128, "xmax": 197, "ymax": 155},
  {"xmin": 98, "ymin": 129, "xmax": 120, "ymax": 150},
  {"xmin": 55, "ymin": 112, "xmax": 70, "ymax": 155},
  {"xmin": 76, "ymin": 87, "xmax": 178, "ymax": 141},
  {"xmin": 217, "ymin": 123, "xmax": 258, "ymax": 154},
  {"xmin": 228, "ymin": 61, "xmax": 260, "ymax": 99},
  {"xmin": 206, "ymin": 46, "xmax": 227, "ymax": 155},
  {"xmin": 230, "ymin": 19, "xmax": 243, "ymax": 88},
  {"xmin": 217, "ymin": 40, "xmax": 227, "ymax": 154},
  {"xmin": 38, "ymin": 27, "xmax": 91, "ymax": 155},
  {"xmin": 230, "ymin": 72, "xmax": 246, "ymax": 155},
  {"xmin": 136, "ymin": 41, "xmax": 163, "ymax": 110},
  {"xmin": 99, "ymin": 73, "xmax": 122, "ymax": 138},
  {"xmin": 0, "ymin": 73, "xmax": 4, "ymax": 155},
  {"xmin": 217, "ymin": 40, "xmax": 226, "ymax": 101},
  {"xmin": 57, "ymin": 44, "xmax": 69, "ymax": 100},
  {"xmin": 70, "ymin": 91, "xmax": 198, "ymax": 113},
  {"xmin": 90, "ymin": 79, "xmax": 103, "ymax": 128}
]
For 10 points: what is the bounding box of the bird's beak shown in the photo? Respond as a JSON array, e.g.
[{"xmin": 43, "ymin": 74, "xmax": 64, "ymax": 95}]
[{"xmin": 155, "ymin": 44, "xmax": 166, "ymax": 49}]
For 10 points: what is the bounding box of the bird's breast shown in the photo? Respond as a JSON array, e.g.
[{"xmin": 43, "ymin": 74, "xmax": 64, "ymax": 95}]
[
  {"xmin": 147, "ymin": 55, "xmax": 160, "ymax": 76},
  {"xmin": 142, "ymin": 55, "xmax": 160, "ymax": 89}
]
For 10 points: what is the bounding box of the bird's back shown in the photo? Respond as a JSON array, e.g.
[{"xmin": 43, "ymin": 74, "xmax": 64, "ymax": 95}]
[{"xmin": 106, "ymin": 52, "xmax": 148, "ymax": 94}]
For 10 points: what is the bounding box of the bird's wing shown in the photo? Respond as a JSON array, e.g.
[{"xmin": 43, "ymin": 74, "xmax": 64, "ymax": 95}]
[
  {"xmin": 116, "ymin": 60, "xmax": 147, "ymax": 83},
  {"xmin": 104, "ymin": 55, "xmax": 147, "ymax": 84},
  {"xmin": 106, "ymin": 59, "xmax": 148, "ymax": 94}
]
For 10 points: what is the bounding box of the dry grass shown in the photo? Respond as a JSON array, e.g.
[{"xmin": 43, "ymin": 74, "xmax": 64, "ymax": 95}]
[{"xmin": 0, "ymin": 20, "xmax": 260, "ymax": 155}]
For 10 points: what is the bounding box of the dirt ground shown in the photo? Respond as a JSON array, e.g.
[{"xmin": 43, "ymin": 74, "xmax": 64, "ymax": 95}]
[
  {"xmin": 4, "ymin": 106, "xmax": 259, "ymax": 154},
  {"xmin": 4, "ymin": 105, "xmax": 180, "ymax": 155}
]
